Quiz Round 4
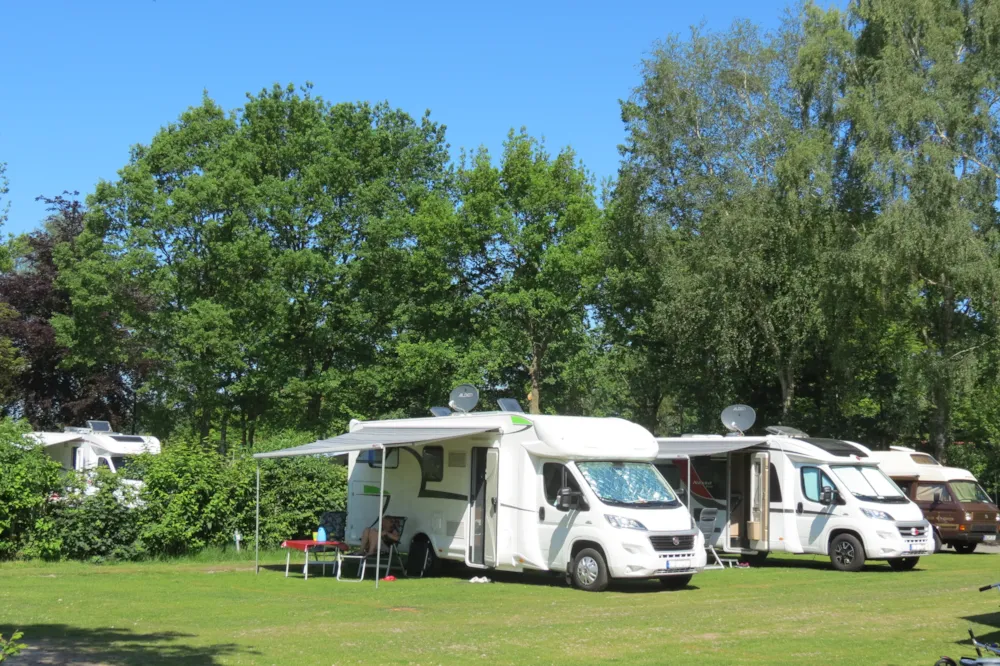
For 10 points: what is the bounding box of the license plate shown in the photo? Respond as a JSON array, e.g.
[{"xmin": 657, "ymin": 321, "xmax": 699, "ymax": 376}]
[
  {"xmin": 666, "ymin": 560, "xmax": 691, "ymax": 569},
  {"xmin": 984, "ymin": 535, "xmax": 996, "ymax": 542},
  {"xmin": 908, "ymin": 544, "xmax": 915, "ymax": 551}
]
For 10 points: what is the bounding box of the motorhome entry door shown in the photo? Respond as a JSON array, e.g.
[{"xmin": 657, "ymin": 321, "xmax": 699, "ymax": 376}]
[{"xmin": 469, "ymin": 447, "xmax": 499, "ymax": 567}]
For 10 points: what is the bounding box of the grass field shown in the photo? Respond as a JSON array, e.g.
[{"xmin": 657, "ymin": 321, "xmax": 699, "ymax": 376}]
[{"xmin": 1, "ymin": 550, "xmax": 998, "ymax": 665}]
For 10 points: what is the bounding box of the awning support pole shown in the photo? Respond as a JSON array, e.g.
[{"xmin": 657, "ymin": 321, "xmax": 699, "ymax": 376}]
[
  {"xmin": 255, "ymin": 461, "xmax": 260, "ymax": 575},
  {"xmin": 376, "ymin": 444, "xmax": 385, "ymax": 590}
]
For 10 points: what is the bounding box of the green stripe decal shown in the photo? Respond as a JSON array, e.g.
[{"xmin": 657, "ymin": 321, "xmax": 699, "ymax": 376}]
[
  {"xmin": 511, "ymin": 415, "xmax": 532, "ymax": 426},
  {"xmin": 362, "ymin": 485, "xmax": 388, "ymax": 495}
]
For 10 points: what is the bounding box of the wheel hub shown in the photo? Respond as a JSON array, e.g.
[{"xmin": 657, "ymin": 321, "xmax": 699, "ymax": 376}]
[{"xmin": 577, "ymin": 556, "xmax": 599, "ymax": 586}]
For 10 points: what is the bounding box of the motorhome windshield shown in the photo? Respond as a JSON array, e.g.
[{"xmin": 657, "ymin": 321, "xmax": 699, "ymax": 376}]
[
  {"xmin": 576, "ymin": 462, "xmax": 678, "ymax": 508},
  {"xmin": 831, "ymin": 465, "xmax": 908, "ymax": 503},
  {"xmin": 110, "ymin": 455, "xmax": 142, "ymax": 481},
  {"xmin": 950, "ymin": 481, "xmax": 992, "ymax": 504}
]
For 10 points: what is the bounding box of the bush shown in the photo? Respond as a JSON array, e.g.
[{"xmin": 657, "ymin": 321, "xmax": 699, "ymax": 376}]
[
  {"xmin": 0, "ymin": 419, "xmax": 62, "ymax": 559},
  {"xmin": 50, "ymin": 470, "xmax": 142, "ymax": 562}
]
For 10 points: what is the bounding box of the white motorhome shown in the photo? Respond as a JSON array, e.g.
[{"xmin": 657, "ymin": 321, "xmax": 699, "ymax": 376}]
[
  {"xmin": 254, "ymin": 390, "xmax": 706, "ymax": 591},
  {"xmin": 868, "ymin": 447, "xmax": 998, "ymax": 553},
  {"xmin": 26, "ymin": 420, "xmax": 161, "ymax": 481},
  {"xmin": 656, "ymin": 408, "xmax": 933, "ymax": 572}
]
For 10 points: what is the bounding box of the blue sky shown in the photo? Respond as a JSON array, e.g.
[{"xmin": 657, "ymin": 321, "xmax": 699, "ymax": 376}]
[{"xmin": 1, "ymin": 0, "xmax": 796, "ymax": 235}]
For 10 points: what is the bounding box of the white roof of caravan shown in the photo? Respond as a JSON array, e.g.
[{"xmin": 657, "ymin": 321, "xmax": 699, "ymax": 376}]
[
  {"xmin": 25, "ymin": 431, "xmax": 161, "ymax": 455},
  {"xmin": 656, "ymin": 434, "xmax": 874, "ymax": 464},
  {"xmin": 255, "ymin": 412, "xmax": 659, "ymax": 461},
  {"xmin": 868, "ymin": 450, "xmax": 977, "ymax": 482}
]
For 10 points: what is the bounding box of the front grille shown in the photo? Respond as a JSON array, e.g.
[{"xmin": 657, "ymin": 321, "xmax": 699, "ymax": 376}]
[
  {"xmin": 970, "ymin": 524, "xmax": 998, "ymax": 534},
  {"xmin": 897, "ymin": 524, "xmax": 928, "ymax": 538},
  {"xmin": 649, "ymin": 534, "xmax": 695, "ymax": 551}
]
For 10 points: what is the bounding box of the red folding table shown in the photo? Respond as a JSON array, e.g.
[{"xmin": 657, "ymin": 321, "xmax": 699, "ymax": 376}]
[{"xmin": 280, "ymin": 539, "xmax": 349, "ymax": 580}]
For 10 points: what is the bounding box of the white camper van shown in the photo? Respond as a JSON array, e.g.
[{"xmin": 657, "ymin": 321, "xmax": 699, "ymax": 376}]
[
  {"xmin": 26, "ymin": 420, "xmax": 161, "ymax": 481},
  {"xmin": 332, "ymin": 394, "xmax": 705, "ymax": 591},
  {"xmin": 656, "ymin": 406, "xmax": 933, "ymax": 572}
]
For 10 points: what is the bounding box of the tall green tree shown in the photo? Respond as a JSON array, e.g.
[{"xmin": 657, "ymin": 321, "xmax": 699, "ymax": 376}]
[
  {"xmin": 846, "ymin": 0, "xmax": 1000, "ymax": 459},
  {"xmin": 458, "ymin": 131, "xmax": 600, "ymax": 414}
]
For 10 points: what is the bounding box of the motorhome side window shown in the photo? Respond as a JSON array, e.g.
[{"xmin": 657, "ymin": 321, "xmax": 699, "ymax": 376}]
[
  {"xmin": 97, "ymin": 457, "xmax": 111, "ymax": 469},
  {"xmin": 542, "ymin": 463, "xmax": 581, "ymax": 506},
  {"xmin": 801, "ymin": 467, "xmax": 837, "ymax": 502},
  {"xmin": 768, "ymin": 463, "xmax": 782, "ymax": 502},
  {"xmin": 915, "ymin": 483, "xmax": 952, "ymax": 502},
  {"xmin": 361, "ymin": 448, "xmax": 399, "ymax": 469},
  {"xmin": 422, "ymin": 446, "xmax": 444, "ymax": 482}
]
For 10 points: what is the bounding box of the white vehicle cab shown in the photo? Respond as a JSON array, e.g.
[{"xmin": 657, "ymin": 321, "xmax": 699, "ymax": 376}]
[
  {"xmin": 656, "ymin": 406, "xmax": 933, "ymax": 572},
  {"xmin": 26, "ymin": 420, "xmax": 160, "ymax": 485},
  {"xmin": 254, "ymin": 386, "xmax": 704, "ymax": 591}
]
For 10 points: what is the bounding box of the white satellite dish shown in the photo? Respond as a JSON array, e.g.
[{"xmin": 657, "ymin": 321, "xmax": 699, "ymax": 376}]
[
  {"xmin": 721, "ymin": 404, "xmax": 756, "ymax": 435},
  {"xmin": 448, "ymin": 384, "xmax": 480, "ymax": 414}
]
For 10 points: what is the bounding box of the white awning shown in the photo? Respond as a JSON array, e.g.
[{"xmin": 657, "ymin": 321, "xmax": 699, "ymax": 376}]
[
  {"xmin": 25, "ymin": 432, "xmax": 84, "ymax": 447},
  {"xmin": 656, "ymin": 436, "xmax": 768, "ymax": 458},
  {"xmin": 253, "ymin": 425, "xmax": 499, "ymax": 459}
]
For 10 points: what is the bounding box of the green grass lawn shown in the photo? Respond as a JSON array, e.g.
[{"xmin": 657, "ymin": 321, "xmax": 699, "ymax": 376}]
[{"xmin": 1, "ymin": 550, "xmax": 998, "ymax": 665}]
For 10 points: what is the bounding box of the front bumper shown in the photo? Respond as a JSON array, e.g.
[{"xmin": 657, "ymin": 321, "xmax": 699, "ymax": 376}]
[
  {"xmin": 610, "ymin": 533, "xmax": 707, "ymax": 578},
  {"xmin": 943, "ymin": 530, "xmax": 998, "ymax": 545},
  {"xmin": 871, "ymin": 522, "xmax": 934, "ymax": 558}
]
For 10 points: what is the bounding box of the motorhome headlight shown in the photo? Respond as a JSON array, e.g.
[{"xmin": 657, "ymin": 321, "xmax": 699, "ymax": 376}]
[
  {"xmin": 995, "ymin": 514, "xmax": 999, "ymax": 522},
  {"xmin": 860, "ymin": 508, "xmax": 894, "ymax": 521},
  {"xmin": 964, "ymin": 512, "xmax": 974, "ymax": 521},
  {"xmin": 604, "ymin": 514, "xmax": 647, "ymax": 530}
]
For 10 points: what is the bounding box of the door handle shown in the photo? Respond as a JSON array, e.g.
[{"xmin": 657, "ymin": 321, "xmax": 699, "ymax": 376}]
[
  {"xmin": 491, "ymin": 497, "xmax": 497, "ymax": 514},
  {"xmin": 796, "ymin": 502, "xmax": 803, "ymax": 515},
  {"xmin": 538, "ymin": 507, "xmax": 545, "ymax": 522}
]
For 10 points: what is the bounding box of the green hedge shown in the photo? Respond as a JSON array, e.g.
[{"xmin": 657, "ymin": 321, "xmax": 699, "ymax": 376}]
[{"xmin": 0, "ymin": 419, "xmax": 346, "ymax": 561}]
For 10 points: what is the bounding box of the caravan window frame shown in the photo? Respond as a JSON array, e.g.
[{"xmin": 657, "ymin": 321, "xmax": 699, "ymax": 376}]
[
  {"xmin": 422, "ymin": 446, "xmax": 444, "ymax": 482},
  {"xmin": 800, "ymin": 466, "xmax": 837, "ymax": 503}
]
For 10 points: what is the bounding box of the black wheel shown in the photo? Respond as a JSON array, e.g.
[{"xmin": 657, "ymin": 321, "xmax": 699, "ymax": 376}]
[
  {"xmin": 954, "ymin": 543, "xmax": 977, "ymax": 554},
  {"xmin": 830, "ymin": 533, "xmax": 866, "ymax": 572},
  {"xmin": 738, "ymin": 551, "xmax": 768, "ymax": 566},
  {"xmin": 935, "ymin": 658, "xmax": 957, "ymax": 666},
  {"xmin": 887, "ymin": 556, "xmax": 919, "ymax": 571},
  {"xmin": 658, "ymin": 574, "xmax": 693, "ymax": 590},
  {"xmin": 933, "ymin": 530, "xmax": 942, "ymax": 553},
  {"xmin": 570, "ymin": 548, "xmax": 609, "ymax": 592},
  {"xmin": 406, "ymin": 537, "xmax": 441, "ymax": 577}
]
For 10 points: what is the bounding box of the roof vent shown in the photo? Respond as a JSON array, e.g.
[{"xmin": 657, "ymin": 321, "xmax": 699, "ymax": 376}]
[
  {"xmin": 765, "ymin": 425, "xmax": 809, "ymax": 438},
  {"xmin": 497, "ymin": 398, "xmax": 524, "ymax": 413},
  {"xmin": 430, "ymin": 406, "xmax": 452, "ymax": 417},
  {"xmin": 86, "ymin": 420, "xmax": 113, "ymax": 433}
]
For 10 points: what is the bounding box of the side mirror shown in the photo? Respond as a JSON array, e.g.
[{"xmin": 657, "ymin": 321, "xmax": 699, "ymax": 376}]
[
  {"xmin": 556, "ymin": 487, "xmax": 580, "ymax": 511},
  {"xmin": 820, "ymin": 486, "xmax": 835, "ymax": 505}
]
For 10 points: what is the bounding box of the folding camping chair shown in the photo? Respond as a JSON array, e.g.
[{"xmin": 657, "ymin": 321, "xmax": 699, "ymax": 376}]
[{"xmin": 697, "ymin": 508, "xmax": 730, "ymax": 569}]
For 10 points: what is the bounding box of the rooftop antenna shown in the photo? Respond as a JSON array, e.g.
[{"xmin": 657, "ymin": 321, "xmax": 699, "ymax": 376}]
[
  {"xmin": 448, "ymin": 384, "xmax": 479, "ymax": 414},
  {"xmin": 430, "ymin": 406, "xmax": 452, "ymax": 417},
  {"xmin": 721, "ymin": 404, "xmax": 756, "ymax": 436}
]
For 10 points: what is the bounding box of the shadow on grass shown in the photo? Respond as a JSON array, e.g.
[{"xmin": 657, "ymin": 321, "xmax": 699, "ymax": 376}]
[
  {"xmin": 743, "ymin": 557, "xmax": 930, "ymax": 573},
  {"xmin": 0, "ymin": 624, "xmax": 255, "ymax": 665}
]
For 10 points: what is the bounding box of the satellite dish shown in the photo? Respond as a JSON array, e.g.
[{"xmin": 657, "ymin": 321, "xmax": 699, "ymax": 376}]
[
  {"xmin": 497, "ymin": 398, "xmax": 524, "ymax": 413},
  {"xmin": 721, "ymin": 404, "xmax": 756, "ymax": 435},
  {"xmin": 448, "ymin": 384, "xmax": 480, "ymax": 414},
  {"xmin": 430, "ymin": 406, "xmax": 451, "ymax": 417}
]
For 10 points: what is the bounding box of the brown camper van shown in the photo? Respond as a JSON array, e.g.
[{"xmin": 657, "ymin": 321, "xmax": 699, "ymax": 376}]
[{"xmin": 871, "ymin": 448, "xmax": 998, "ymax": 553}]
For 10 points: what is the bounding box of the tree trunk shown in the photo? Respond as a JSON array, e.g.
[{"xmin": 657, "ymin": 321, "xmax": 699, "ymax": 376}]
[
  {"xmin": 219, "ymin": 410, "xmax": 229, "ymax": 457},
  {"xmin": 778, "ymin": 364, "xmax": 795, "ymax": 422},
  {"xmin": 930, "ymin": 379, "xmax": 950, "ymax": 463},
  {"xmin": 529, "ymin": 343, "xmax": 542, "ymax": 415}
]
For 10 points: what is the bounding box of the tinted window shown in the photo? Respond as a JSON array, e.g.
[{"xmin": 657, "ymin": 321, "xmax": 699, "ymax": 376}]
[
  {"xmin": 97, "ymin": 457, "xmax": 111, "ymax": 469},
  {"xmin": 423, "ymin": 446, "xmax": 444, "ymax": 482},
  {"xmin": 915, "ymin": 483, "xmax": 952, "ymax": 502},
  {"xmin": 360, "ymin": 448, "xmax": 399, "ymax": 469},
  {"xmin": 543, "ymin": 462, "xmax": 581, "ymax": 506},
  {"xmin": 896, "ymin": 480, "xmax": 914, "ymax": 497},
  {"xmin": 769, "ymin": 463, "xmax": 782, "ymax": 503},
  {"xmin": 910, "ymin": 454, "xmax": 939, "ymax": 466},
  {"xmin": 801, "ymin": 466, "xmax": 837, "ymax": 503}
]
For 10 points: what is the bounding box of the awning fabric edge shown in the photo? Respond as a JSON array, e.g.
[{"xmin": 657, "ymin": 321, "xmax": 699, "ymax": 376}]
[{"xmin": 253, "ymin": 426, "xmax": 499, "ymax": 460}]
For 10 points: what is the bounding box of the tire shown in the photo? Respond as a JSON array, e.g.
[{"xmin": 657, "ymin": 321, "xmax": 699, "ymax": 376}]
[
  {"xmin": 659, "ymin": 574, "xmax": 693, "ymax": 590},
  {"xmin": 933, "ymin": 530, "xmax": 942, "ymax": 553},
  {"xmin": 738, "ymin": 551, "xmax": 768, "ymax": 567},
  {"xmin": 570, "ymin": 548, "xmax": 609, "ymax": 592},
  {"xmin": 954, "ymin": 543, "xmax": 977, "ymax": 554},
  {"xmin": 829, "ymin": 533, "xmax": 866, "ymax": 572},
  {"xmin": 887, "ymin": 556, "xmax": 919, "ymax": 571},
  {"xmin": 935, "ymin": 658, "xmax": 957, "ymax": 666}
]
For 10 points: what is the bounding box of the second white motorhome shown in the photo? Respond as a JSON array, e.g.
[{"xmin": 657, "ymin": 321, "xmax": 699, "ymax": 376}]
[
  {"xmin": 26, "ymin": 420, "xmax": 161, "ymax": 481},
  {"xmin": 256, "ymin": 390, "xmax": 706, "ymax": 591},
  {"xmin": 656, "ymin": 407, "xmax": 933, "ymax": 572}
]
